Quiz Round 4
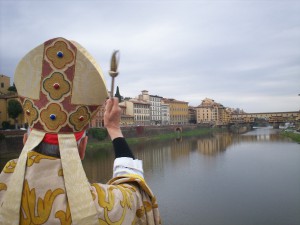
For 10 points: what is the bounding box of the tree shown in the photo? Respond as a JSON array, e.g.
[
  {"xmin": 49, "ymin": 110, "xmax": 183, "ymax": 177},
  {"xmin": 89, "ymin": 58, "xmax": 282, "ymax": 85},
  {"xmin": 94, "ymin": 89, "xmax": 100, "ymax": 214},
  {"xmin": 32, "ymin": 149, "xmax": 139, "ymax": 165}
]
[
  {"xmin": 114, "ymin": 86, "xmax": 123, "ymax": 102},
  {"xmin": 8, "ymin": 99, "xmax": 23, "ymax": 129},
  {"xmin": 7, "ymin": 83, "xmax": 17, "ymax": 93}
]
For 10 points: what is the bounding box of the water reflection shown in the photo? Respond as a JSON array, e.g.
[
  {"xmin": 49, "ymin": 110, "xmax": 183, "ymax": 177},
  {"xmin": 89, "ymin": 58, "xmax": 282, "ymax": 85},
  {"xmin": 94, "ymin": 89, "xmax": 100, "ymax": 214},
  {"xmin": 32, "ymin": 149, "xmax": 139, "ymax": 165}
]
[
  {"xmin": 238, "ymin": 127, "xmax": 289, "ymax": 142},
  {"xmin": 1, "ymin": 128, "xmax": 285, "ymax": 182},
  {"xmin": 84, "ymin": 133, "xmax": 228, "ymax": 182},
  {"xmin": 82, "ymin": 149, "xmax": 114, "ymax": 183},
  {"xmin": 197, "ymin": 133, "xmax": 232, "ymax": 155},
  {"xmin": 83, "ymin": 128, "xmax": 285, "ymax": 182}
]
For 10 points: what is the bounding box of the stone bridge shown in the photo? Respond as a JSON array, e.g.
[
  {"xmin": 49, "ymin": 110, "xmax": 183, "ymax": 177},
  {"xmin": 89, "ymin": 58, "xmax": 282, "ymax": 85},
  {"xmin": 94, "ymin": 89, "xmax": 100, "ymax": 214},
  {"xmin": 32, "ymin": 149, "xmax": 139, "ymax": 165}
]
[{"xmin": 230, "ymin": 111, "xmax": 299, "ymax": 129}]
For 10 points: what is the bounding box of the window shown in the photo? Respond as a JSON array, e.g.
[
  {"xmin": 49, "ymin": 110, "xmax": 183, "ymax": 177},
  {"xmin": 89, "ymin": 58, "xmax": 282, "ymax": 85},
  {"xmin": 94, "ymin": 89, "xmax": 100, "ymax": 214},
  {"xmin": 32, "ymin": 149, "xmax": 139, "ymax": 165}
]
[{"xmin": 1, "ymin": 83, "xmax": 4, "ymax": 88}]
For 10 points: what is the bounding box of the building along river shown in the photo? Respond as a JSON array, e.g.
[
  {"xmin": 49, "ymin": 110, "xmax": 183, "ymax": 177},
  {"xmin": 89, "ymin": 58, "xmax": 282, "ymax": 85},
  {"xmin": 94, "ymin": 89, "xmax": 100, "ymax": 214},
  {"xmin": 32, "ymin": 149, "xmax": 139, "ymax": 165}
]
[{"xmin": 0, "ymin": 127, "xmax": 299, "ymax": 225}]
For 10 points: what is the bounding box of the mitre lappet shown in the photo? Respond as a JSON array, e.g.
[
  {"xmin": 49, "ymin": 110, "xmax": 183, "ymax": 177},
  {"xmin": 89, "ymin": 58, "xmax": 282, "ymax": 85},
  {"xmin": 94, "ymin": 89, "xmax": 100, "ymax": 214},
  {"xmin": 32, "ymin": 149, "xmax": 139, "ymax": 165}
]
[{"xmin": 0, "ymin": 37, "xmax": 108, "ymax": 225}]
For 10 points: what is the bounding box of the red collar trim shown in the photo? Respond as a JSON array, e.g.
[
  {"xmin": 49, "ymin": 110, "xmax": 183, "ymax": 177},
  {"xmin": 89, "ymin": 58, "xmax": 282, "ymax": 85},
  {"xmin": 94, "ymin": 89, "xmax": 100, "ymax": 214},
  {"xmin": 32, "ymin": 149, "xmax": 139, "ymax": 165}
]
[{"xmin": 42, "ymin": 130, "xmax": 85, "ymax": 145}]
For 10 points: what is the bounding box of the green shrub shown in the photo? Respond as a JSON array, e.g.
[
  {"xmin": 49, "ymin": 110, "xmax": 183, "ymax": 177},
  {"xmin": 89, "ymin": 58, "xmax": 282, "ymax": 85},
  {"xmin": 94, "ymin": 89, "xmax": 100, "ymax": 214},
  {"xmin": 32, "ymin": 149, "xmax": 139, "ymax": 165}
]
[
  {"xmin": 281, "ymin": 131, "xmax": 300, "ymax": 143},
  {"xmin": 0, "ymin": 133, "xmax": 5, "ymax": 140},
  {"xmin": 88, "ymin": 128, "xmax": 108, "ymax": 141},
  {"xmin": 2, "ymin": 121, "xmax": 10, "ymax": 130}
]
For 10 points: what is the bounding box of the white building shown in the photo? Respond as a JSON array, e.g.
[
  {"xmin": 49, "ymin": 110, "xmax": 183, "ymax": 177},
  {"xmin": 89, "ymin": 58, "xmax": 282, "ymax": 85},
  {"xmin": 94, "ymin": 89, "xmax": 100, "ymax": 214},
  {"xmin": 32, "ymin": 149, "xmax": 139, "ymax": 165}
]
[
  {"xmin": 149, "ymin": 95, "xmax": 162, "ymax": 125},
  {"xmin": 138, "ymin": 90, "xmax": 162, "ymax": 125},
  {"xmin": 161, "ymin": 103, "xmax": 170, "ymax": 125}
]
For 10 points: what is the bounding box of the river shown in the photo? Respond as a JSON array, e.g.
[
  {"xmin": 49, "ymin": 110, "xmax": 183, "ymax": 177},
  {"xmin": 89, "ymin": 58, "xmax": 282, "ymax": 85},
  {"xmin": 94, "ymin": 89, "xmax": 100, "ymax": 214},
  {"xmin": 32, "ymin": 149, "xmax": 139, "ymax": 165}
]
[{"xmin": 1, "ymin": 127, "xmax": 300, "ymax": 225}]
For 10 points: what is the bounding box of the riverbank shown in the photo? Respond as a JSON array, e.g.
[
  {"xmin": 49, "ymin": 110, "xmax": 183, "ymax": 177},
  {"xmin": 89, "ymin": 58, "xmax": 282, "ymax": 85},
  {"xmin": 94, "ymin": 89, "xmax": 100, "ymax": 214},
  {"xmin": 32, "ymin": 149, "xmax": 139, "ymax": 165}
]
[
  {"xmin": 281, "ymin": 130, "xmax": 300, "ymax": 143},
  {"xmin": 86, "ymin": 127, "xmax": 224, "ymax": 150}
]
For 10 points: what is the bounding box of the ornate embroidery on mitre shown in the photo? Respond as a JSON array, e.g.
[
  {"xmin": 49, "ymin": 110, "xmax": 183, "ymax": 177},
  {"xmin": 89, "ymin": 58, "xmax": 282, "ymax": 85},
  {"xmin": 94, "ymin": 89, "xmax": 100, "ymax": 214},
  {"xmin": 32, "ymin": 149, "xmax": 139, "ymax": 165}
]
[
  {"xmin": 23, "ymin": 99, "xmax": 39, "ymax": 126},
  {"xmin": 43, "ymin": 72, "xmax": 71, "ymax": 100},
  {"xmin": 69, "ymin": 106, "xmax": 91, "ymax": 131},
  {"xmin": 14, "ymin": 38, "xmax": 107, "ymax": 133},
  {"xmin": 40, "ymin": 103, "xmax": 67, "ymax": 131},
  {"xmin": 45, "ymin": 41, "xmax": 74, "ymax": 69}
]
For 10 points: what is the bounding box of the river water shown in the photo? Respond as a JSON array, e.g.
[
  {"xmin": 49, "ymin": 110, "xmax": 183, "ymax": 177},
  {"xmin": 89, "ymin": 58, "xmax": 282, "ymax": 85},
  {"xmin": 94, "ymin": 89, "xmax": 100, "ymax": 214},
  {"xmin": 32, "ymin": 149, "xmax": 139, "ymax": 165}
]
[{"xmin": 1, "ymin": 127, "xmax": 300, "ymax": 225}]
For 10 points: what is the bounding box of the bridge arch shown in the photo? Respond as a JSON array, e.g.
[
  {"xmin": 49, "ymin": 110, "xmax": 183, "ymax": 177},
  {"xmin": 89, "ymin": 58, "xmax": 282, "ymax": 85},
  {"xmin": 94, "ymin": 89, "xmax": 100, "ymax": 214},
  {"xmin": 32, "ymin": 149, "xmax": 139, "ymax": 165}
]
[{"xmin": 175, "ymin": 127, "xmax": 182, "ymax": 132}]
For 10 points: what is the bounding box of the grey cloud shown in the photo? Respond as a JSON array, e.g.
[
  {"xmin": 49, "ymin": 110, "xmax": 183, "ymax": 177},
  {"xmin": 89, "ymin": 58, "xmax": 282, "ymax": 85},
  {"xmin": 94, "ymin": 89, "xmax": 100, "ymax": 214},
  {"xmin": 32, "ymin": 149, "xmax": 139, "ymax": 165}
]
[{"xmin": 0, "ymin": 0, "xmax": 299, "ymax": 112}]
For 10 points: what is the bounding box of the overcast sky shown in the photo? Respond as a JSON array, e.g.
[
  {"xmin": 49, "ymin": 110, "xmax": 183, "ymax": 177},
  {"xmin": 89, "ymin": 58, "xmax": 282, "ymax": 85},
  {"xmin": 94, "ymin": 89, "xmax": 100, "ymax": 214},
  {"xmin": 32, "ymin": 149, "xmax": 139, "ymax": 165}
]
[{"xmin": 0, "ymin": 0, "xmax": 299, "ymax": 112}]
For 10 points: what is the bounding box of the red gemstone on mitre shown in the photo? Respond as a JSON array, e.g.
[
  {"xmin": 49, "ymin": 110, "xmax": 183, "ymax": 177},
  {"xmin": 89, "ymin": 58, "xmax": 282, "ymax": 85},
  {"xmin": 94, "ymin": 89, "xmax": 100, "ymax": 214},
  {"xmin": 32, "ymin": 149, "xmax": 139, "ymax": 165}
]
[
  {"xmin": 53, "ymin": 83, "xmax": 60, "ymax": 89},
  {"xmin": 26, "ymin": 110, "xmax": 30, "ymax": 115},
  {"xmin": 79, "ymin": 116, "xmax": 84, "ymax": 121}
]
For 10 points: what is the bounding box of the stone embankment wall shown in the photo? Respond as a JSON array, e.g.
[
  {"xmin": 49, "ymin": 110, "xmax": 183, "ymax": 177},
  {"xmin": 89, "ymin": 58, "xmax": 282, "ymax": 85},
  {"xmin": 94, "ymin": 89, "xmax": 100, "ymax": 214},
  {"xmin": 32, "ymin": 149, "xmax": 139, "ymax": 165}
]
[
  {"xmin": 0, "ymin": 135, "xmax": 24, "ymax": 154},
  {"xmin": 120, "ymin": 125, "xmax": 197, "ymax": 138},
  {"xmin": 120, "ymin": 125, "xmax": 200, "ymax": 138},
  {"xmin": 0, "ymin": 130, "xmax": 25, "ymax": 154},
  {"xmin": 0, "ymin": 130, "xmax": 26, "ymax": 137},
  {"xmin": 0, "ymin": 125, "xmax": 200, "ymax": 143},
  {"xmin": 0, "ymin": 123, "xmax": 253, "ymax": 140}
]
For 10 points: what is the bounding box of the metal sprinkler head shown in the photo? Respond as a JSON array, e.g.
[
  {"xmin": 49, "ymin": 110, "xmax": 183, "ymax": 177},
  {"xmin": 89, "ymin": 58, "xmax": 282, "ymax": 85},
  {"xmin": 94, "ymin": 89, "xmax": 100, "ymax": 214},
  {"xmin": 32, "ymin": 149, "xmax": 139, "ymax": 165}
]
[{"xmin": 109, "ymin": 50, "xmax": 120, "ymax": 97}]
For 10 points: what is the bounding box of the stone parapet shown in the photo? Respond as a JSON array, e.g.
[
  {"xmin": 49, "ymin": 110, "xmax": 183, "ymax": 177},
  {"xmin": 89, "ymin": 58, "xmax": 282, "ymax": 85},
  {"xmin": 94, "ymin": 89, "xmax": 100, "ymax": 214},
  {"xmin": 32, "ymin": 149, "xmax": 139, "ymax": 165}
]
[{"xmin": 0, "ymin": 129, "xmax": 27, "ymax": 137}]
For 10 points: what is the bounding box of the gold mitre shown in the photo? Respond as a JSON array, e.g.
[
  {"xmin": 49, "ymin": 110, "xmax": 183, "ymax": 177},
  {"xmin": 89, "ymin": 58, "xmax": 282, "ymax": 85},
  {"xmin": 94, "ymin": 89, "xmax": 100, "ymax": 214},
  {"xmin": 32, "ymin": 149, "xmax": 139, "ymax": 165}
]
[{"xmin": 14, "ymin": 37, "xmax": 108, "ymax": 133}]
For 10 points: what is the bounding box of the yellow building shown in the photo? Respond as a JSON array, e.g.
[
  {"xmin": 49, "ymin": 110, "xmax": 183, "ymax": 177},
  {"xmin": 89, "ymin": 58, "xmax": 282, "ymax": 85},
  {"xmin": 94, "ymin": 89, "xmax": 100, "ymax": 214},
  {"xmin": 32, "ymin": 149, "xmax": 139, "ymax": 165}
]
[
  {"xmin": 196, "ymin": 98, "xmax": 227, "ymax": 126},
  {"xmin": 0, "ymin": 74, "xmax": 11, "ymax": 95},
  {"xmin": 120, "ymin": 99, "xmax": 150, "ymax": 125},
  {"xmin": 162, "ymin": 98, "xmax": 189, "ymax": 125},
  {"xmin": 224, "ymin": 108, "xmax": 232, "ymax": 124},
  {"xmin": 90, "ymin": 103, "xmax": 134, "ymax": 128},
  {"xmin": 0, "ymin": 74, "xmax": 27, "ymax": 128},
  {"xmin": 120, "ymin": 105, "xmax": 134, "ymax": 126}
]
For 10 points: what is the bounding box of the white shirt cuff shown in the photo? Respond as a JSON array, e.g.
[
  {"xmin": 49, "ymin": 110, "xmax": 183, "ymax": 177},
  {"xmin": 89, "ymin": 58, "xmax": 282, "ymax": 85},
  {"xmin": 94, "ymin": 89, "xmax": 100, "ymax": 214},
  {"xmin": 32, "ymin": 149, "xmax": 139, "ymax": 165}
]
[{"xmin": 113, "ymin": 157, "xmax": 144, "ymax": 178}]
